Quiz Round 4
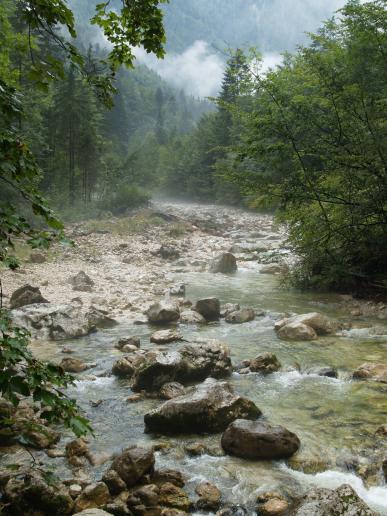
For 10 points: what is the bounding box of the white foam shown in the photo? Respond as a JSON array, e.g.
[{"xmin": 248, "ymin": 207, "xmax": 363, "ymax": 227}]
[{"xmin": 283, "ymin": 466, "xmax": 387, "ymax": 514}]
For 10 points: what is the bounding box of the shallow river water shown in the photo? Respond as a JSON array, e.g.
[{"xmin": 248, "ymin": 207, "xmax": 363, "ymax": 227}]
[{"xmin": 25, "ymin": 261, "xmax": 387, "ymax": 514}]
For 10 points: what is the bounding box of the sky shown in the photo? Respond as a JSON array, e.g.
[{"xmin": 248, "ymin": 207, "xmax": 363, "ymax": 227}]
[{"xmin": 136, "ymin": 0, "xmax": 347, "ymax": 98}]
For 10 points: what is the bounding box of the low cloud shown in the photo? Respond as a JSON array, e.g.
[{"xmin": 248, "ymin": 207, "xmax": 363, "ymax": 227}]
[{"xmin": 136, "ymin": 40, "xmax": 224, "ymax": 98}]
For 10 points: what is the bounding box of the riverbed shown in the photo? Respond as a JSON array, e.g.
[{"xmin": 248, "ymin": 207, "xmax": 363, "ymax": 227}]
[{"xmin": 2, "ymin": 201, "xmax": 387, "ymax": 514}]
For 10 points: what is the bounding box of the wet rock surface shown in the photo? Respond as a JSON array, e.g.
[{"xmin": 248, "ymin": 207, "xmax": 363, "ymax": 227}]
[
  {"xmin": 144, "ymin": 378, "xmax": 261, "ymax": 434},
  {"xmin": 221, "ymin": 419, "xmax": 300, "ymax": 460}
]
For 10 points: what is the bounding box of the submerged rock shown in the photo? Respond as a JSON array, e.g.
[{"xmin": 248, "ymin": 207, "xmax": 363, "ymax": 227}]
[
  {"xmin": 352, "ymin": 362, "xmax": 387, "ymax": 383},
  {"xmin": 115, "ymin": 336, "xmax": 141, "ymax": 350},
  {"xmin": 150, "ymin": 329, "xmax": 183, "ymax": 344},
  {"xmin": 221, "ymin": 419, "xmax": 300, "ymax": 460},
  {"xmin": 293, "ymin": 484, "xmax": 376, "ymax": 515},
  {"xmin": 225, "ymin": 308, "xmax": 255, "ymax": 324},
  {"xmin": 209, "ymin": 253, "xmax": 237, "ymax": 274},
  {"xmin": 306, "ymin": 366, "xmax": 338, "ymax": 378},
  {"xmin": 144, "ymin": 378, "xmax": 261, "ymax": 434},
  {"xmin": 10, "ymin": 284, "xmax": 48, "ymax": 309},
  {"xmin": 194, "ymin": 298, "xmax": 220, "ymax": 321},
  {"xmin": 146, "ymin": 301, "xmax": 180, "ymax": 325}
]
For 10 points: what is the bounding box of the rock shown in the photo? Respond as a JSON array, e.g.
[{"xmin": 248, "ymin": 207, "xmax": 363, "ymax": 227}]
[
  {"xmin": 249, "ymin": 353, "xmax": 281, "ymax": 374},
  {"xmin": 375, "ymin": 424, "xmax": 387, "ymax": 437},
  {"xmin": 195, "ymin": 482, "xmax": 221, "ymax": 511},
  {"xmin": 306, "ymin": 366, "xmax": 338, "ymax": 378},
  {"xmin": 221, "ymin": 419, "xmax": 300, "ymax": 460},
  {"xmin": 109, "ymin": 446, "xmax": 155, "ymax": 487},
  {"xmin": 86, "ymin": 307, "xmax": 117, "ymax": 329},
  {"xmin": 158, "ymin": 482, "xmax": 190, "ymax": 512},
  {"xmin": 4, "ymin": 470, "xmax": 73, "ymax": 515},
  {"xmin": 102, "ymin": 470, "xmax": 126, "ymax": 496},
  {"xmin": 179, "ymin": 310, "xmax": 206, "ymax": 324},
  {"xmin": 194, "ymin": 298, "xmax": 220, "ymax": 321},
  {"xmin": 169, "ymin": 284, "xmax": 185, "ymax": 296},
  {"xmin": 24, "ymin": 423, "xmax": 60, "ymax": 449},
  {"xmin": 66, "ymin": 439, "xmax": 90, "ymax": 464},
  {"xmin": 132, "ymin": 483, "xmax": 159, "ymax": 507},
  {"xmin": 156, "ymin": 245, "xmax": 180, "ymax": 260},
  {"xmin": 257, "ymin": 493, "xmax": 289, "ymax": 516},
  {"xmin": 277, "ymin": 321, "xmax": 317, "ymax": 341},
  {"xmin": 112, "ymin": 356, "xmax": 137, "ymax": 378},
  {"xmin": 293, "ymin": 484, "xmax": 376, "ymax": 515},
  {"xmin": 74, "ymin": 482, "xmax": 110, "ymax": 512},
  {"xmin": 159, "ymin": 382, "xmax": 186, "ymax": 400},
  {"xmin": 144, "ymin": 378, "xmax": 261, "ymax": 434},
  {"xmin": 275, "ymin": 312, "xmax": 333, "ymax": 337},
  {"xmin": 150, "ymin": 329, "xmax": 183, "ymax": 344},
  {"xmin": 146, "ymin": 301, "xmax": 180, "ymax": 325},
  {"xmin": 115, "ymin": 336, "xmax": 141, "ymax": 350},
  {"xmin": 220, "ymin": 303, "xmax": 240, "ymax": 318},
  {"xmin": 184, "ymin": 442, "xmax": 208, "ymax": 456},
  {"xmin": 121, "ymin": 344, "xmax": 139, "ymax": 353},
  {"xmin": 69, "ymin": 484, "xmax": 83, "ymax": 498},
  {"xmin": 11, "ymin": 303, "xmax": 94, "ymax": 340},
  {"xmin": 383, "ymin": 459, "xmax": 387, "ymax": 482},
  {"xmin": 29, "ymin": 251, "xmax": 46, "ymax": 263},
  {"xmin": 74, "ymin": 510, "xmax": 111, "ymax": 516},
  {"xmin": 60, "ymin": 357, "xmax": 89, "ymax": 373},
  {"xmin": 209, "ymin": 253, "xmax": 237, "ymax": 274},
  {"xmin": 352, "ymin": 363, "xmax": 387, "ymax": 383},
  {"xmin": 132, "ymin": 339, "xmax": 232, "ymax": 391},
  {"xmin": 69, "ymin": 271, "xmax": 95, "ymax": 292},
  {"xmin": 225, "ymin": 308, "xmax": 255, "ymax": 324},
  {"xmin": 152, "ymin": 469, "xmax": 185, "ymax": 488},
  {"xmin": 10, "ymin": 284, "xmax": 48, "ymax": 309}
]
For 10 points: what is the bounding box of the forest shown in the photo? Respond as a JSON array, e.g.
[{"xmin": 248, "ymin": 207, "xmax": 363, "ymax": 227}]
[{"xmin": 0, "ymin": 1, "xmax": 386, "ymax": 515}]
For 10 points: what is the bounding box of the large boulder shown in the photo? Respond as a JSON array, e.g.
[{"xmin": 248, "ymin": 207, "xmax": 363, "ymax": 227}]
[
  {"xmin": 11, "ymin": 303, "xmax": 94, "ymax": 340},
  {"xmin": 225, "ymin": 308, "xmax": 255, "ymax": 324},
  {"xmin": 194, "ymin": 298, "xmax": 220, "ymax": 321},
  {"xmin": 108, "ymin": 446, "xmax": 155, "ymax": 487},
  {"xmin": 352, "ymin": 362, "xmax": 387, "ymax": 383},
  {"xmin": 292, "ymin": 484, "xmax": 376, "ymax": 515},
  {"xmin": 10, "ymin": 284, "xmax": 48, "ymax": 309},
  {"xmin": 209, "ymin": 253, "xmax": 237, "ymax": 274},
  {"xmin": 221, "ymin": 419, "xmax": 300, "ymax": 460},
  {"xmin": 132, "ymin": 339, "xmax": 232, "ymax": 391},
  {"xmin": 275, "ymin": 313, "xmax": 333, "ymax": 340},
  {"xmin": 69, "ymin": 271, "xmax": 94, "ymax": 292},
  {"xmin": 146, "ymin": 301, "xmax": 180, "ymax": 325},
  {"xmin": 144, "ymin": 378, "xmax": 261, "ymax": 434}
]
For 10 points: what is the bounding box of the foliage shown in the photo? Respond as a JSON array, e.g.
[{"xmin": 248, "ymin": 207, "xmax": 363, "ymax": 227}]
[
  {"xmin": 0, "ymin": 309, "xmax": 92, "ymax": 437},
  {"xmin": 0, "ymin": 0, "xmax": 168, "ymax": 440},
  {"xmin": 225, "ymin": 0, "xmax": 387, "ymax": 291}
]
